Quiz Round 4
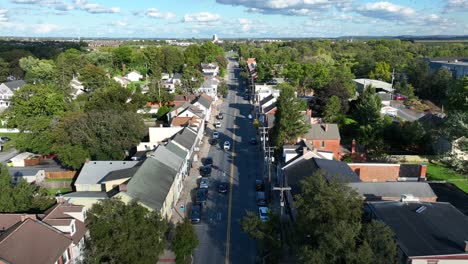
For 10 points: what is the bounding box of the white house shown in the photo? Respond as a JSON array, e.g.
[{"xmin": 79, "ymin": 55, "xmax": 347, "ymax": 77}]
[
  {"xmin": 70, "ymin": 77, "xmax": 85, "ymax": 98},
  {"xmin": 353, "ymin": 78, "xmax": 394, "ymax": 94},
  {"xmin": 201, "ymin": 62, "xmax": 219, "ymax": 77},
  {"xmin": 0, "ymin": 80, "xmax": 26, "ymax": 109},
  {"xmin": 125, "ymin": 71, "xmax": 143, "ymax": 82},
  {"xmin": 113, "ymin": 76, "xmax": 130, "ymax": 88},
  {"xmin": 192, "ymin": 94, "xmax": 213, "ymax": 123},
  {"xmin": 162, "ymin": 73, "xmax": 182, "ymax": 93},
  {"xmin": 196, "ymin": 78, "xmax": 219, "ymax": 99},
  {"xmin": 136, "ymin": 126, "xmax": 184, "ymax": 151},
  {"xmin": 254, "ymin": 83, "xmax": 281, "ymax": 102}
]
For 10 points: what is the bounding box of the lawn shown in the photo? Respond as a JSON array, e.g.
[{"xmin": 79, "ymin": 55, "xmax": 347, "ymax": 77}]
[
  {"xmin": 0, "ymin": 132, "xmax": 20, "ymax": 150},
  {"xmin": 426, "ymin": 162, "xmax": 468, "ymax": 193},
  {"xmin": 45, "ymin": 187, "xmax": 73, "ymax": 196}
]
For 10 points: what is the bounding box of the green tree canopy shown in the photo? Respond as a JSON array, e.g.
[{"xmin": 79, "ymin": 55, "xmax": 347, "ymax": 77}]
[
  {"xmin": 56, "ymin": 48, "xmax": 86, "ymax": 84},
  {"xmin": 112, "ymin": 46, "xmax": 133, "ymax": 72},
  {"xmin": 184, "ymin": 45, "xmax": 201, "ymax": 67},
  {"xmin": 78, "ymin": 64, "xmax": 108, "ymax": 92},
  {"xmin": 85, "ymin": 81, "xmax": 146, "ymax": 113},
  {"xmin": 19, "ymin": 56, "xmax": 57, "ymax": 84},
  {"xmin": 272, "ymin": 83, "xmax": 310, "ymax": 147},
  {"xmin": 172, "ymin": 219, "xmax": 199, "ymax": 264},
  {"xmin": 369, "ymin": 61, "xmax": 392, "ymax": 82},
  {"xmin": 354, "ymin": 86, "xmax": 382, "ymax": 126},
  {"xmin": 323, "ymin": 95, "xmax": 342, "ymax": 123},
  {"xmin": 199, "ymin": 42, "xmax": 224, "ymax": 63},
  {"xmin": 0, "ymin": 58, "xmax": 9, "ymax": 82},
  {"xmin": 84, "ymin": 199, "xmax": 167, "ymax": 264},
  {"xmin": 182, "ymin": 67, "xmax": 204, "ymax": 93}
]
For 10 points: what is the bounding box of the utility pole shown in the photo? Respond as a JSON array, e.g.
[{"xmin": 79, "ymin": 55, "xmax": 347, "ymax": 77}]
[{"xmin": 273, "ymin": 169, "xmax": 291, "ymax": 220}]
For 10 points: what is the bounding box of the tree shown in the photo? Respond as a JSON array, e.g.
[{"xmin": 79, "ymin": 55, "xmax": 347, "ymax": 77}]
[
  {"xmin": 355, "ymin": 221, "xmax": 397, "ymax": 264},
  {"xmin": 354, "ymin": 86, "xmax": 382, "ymax": 126},
  {"xmin": 85, "ymin": 81, "xmax": 145, "ymax": 113},
  {"xmin": 218, "ymin": 80, "xmax": 228, "ymax": 98},
  {"xmin": 84, "ymin": 199, "xmax": 167, "ymax": 264},
  {"xmin": 172, "ymin": 219, "xmax": 199, "ymax": 264},
  {"xmin": 19, "ymin": 56, "xmax": 57, "ymax": 84},
  {"xmin": 369, "ymin": 61, "xmax": 391, "ymax": 82},
  {"xmin": 272, "ymin": 83, "xmax": 310, "ymax": 147},
  {"xmin": 429, "ymin": 68, "xmax": 453, "ymax": 104},
  {"xmin": 112, "ymin": 46, "xmax": 133, "ymax": 72},
  {"xmin": 182, "ymin": 67, "xmax": 204, "ymax": 93},
  {"xmin": 0, "ymin": 164, "xmax": 55, "ymax": 213},
  {"xmin": 184, "ymin": 45, "xmax": 201, "ymax": 67},
  {"xmin": 56, "ymin": 48, "xmax": 86, "ymax": 84},
  {"xmin": 0, "ymin": 58, "xmax": 9, "ymax": 82},
  {"xmin": 446, "ymin": 76, "xmax": 468, "ymax": 112},
  {"xmin": 323, "ymin": 95, "xmax": 342, "ymax": 123},
  {"xmin": 52, "ymin": 111, "xmax": 146, "ymax": 168},
  {"xmin": 160, "ymin": 46, "xmax": 184, "ymax": 73},
  {"xmin": 199, "ymin": 42, "xmax": 224, "ymax": 63},
  {"xmin": 78, "ymin": 64, "xmax": 108, "ymax": 92}
]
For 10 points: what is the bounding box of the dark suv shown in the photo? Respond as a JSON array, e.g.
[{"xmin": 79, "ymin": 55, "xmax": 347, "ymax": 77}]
[
  {"xmin": 190, "ymin": 205, "xmax": 202, "ymax": 224},
  {"xmin": 196, "ymin": 189, "xmax": 208, "ymax": 205}
]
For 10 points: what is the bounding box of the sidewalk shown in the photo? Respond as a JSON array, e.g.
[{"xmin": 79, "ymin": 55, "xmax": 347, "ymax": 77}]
[{"xmin": 170, "ymin": 101, "xmax": 220, "ymax": 224}]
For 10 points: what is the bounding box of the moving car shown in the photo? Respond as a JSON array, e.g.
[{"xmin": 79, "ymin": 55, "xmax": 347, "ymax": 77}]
[
  {"xmin": 258, "ymin": 206, "xmax": 269, "ymax": 222},
  {"xmin": 196, "ymin": 189, "xmax": 208, "ymax": 205},
  {"xmin": 213, "ymin": 131, "xmax": 219, "ymax": 139},
  {"xmin": 217, "ymin": 113, "xmax": 224, "ymax": 119},
  {"xmin": 256, "ymin": 191, "xmax": 267, "ymax": 206},
  {"xmin": 199, "ymin": 165, "xmax": 212, "ymax": 177},
  {"xmin": 190, "ymin": 204, "xmax": 202, "ymax": 224},
  {"xmin": 250, "ymin": 137, "xmax": 257, "ymax": 145},
  {"xmin": 200, "ymin": 177, "xmax": 209, "ymax": 189},
  {"xmin": 255, "ymin": 179, "xmax": 265, "ymax": 191},
  {"xmin": 218, "ymin": 182, "xmax": 228, "ymax": 193},
  {"xmin": 223, "ymin": 141, "xmax": 231, "ymax": 151},
  {"xmin": 215, "ymin": 121, "xmax": 222, "ymax": 128}
]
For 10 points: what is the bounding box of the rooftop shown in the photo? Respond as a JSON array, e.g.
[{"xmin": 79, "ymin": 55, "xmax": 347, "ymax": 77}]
[
  {"xmin": 304, "ymin": 124, "xmax": 341, "ymax": 140},
  {"xmin": 74, "ymin": 160, "xmax": 139, "ymax": 185},
  {"xmin": 349, "ymin": 182, "xmax": 437, "ymax": 200}
]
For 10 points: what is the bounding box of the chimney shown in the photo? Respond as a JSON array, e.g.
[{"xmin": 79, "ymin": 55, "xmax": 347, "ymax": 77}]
[
  {"xmin": 351, "ymin": 139, "xmax": 356, "ymax": 154},
  {"xmin": 419, "ymin": 164, "xmax": 427, "ymax": 181}
]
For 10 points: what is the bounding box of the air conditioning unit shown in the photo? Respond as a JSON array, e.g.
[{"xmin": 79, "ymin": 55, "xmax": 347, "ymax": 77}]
[{"xmin": 401, "ymin": 194, "xmax": 419, "ymax": 202}]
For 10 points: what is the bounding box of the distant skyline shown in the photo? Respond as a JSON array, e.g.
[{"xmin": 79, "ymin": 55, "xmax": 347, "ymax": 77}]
[{"xmin": 0, "ymin": 0, "xmax": 467, "ymax": 38}]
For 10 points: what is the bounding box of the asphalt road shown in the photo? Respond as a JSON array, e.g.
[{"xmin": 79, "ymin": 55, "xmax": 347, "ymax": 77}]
[{"xmin": 193, "ymin": 59, "xmax": 259, "ymax": 264}]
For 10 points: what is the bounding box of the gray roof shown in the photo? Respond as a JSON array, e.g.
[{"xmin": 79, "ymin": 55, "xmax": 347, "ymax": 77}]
[
  {"xmin": 99, "ymin": 166, "xmax": 140, "ymax": 183},
  {"xmin": 349, "ymin": 182, "xmax": 437, "ymax": 200},
  {"xmin": 201, "ymin": 62, "xmax": 218, "ymax": 69},
  {"xmin": 259, "ymin": 94, "xmax": 274, "ymax": 107},
  {"xmin": 8, "ymin": 168, "xmax": 42, "ymax": 177},
  {"xmin": 172, "ymin": 127, "xmax": 197, "ymax": 151},
  {"xmin": 126, "ymin": 157, "xmax": 176, "ymax": 210},
  {"xmin": 202, "ymin": 79, "xmax": 219, "ymax": 88},
  {"xmin": 284, "ymin": 157, "xmax": 359, "ymax": 195},
  {"xmin": 173, "ymin": 73, "xmax": 182, "ymax": 79},
  {"xmin": 74, "ymin": 161, "xmax": 140, "ymax": 185},
  {"xmin": 150, "ymin": 145, "xmax": 184, "ymax": 171},
  {"xmin": 62, "ymin": 191, "xmax": 109, "ymax": 198},
  {"xmin": 263, "ymin": 102, "xmax": 277, "ymax": 114},
  {"xmin": 195, "ymin": 94, "xmax": 213, "ymax": 109},
  {"xmin": 2, "ymin": 80, "xmax": 26, "ymax": 91},
  {"xmin": 165, "ymin": 141, "xmax": 188, "ymax": 159},
  {"xmin": 368, "ymin": 201, "xmax": 468, "ymax": 257},
  {"xmin": 304, "ymin": 124, "xmax": 340, "ymax": 140}
]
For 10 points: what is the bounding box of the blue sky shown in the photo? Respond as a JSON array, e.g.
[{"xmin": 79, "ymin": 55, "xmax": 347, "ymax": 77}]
[{"xmin": 0, "ymin": 0, "xmax": 466, "ymax": 38}]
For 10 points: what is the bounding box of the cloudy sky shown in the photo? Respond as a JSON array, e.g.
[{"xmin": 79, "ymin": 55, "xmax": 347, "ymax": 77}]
[{"xmin": 0, "ymin": 0, "xmax": 467, "ymax": 38}]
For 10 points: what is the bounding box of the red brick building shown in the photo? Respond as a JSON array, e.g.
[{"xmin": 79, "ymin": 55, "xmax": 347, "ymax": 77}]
[
  {"xmin": 301, "ymin": 123, "xmax": 341, "ymax": 159},
  {"xmin": 348, "ymin": 163, "xmax": 427, "ymax": 182}
]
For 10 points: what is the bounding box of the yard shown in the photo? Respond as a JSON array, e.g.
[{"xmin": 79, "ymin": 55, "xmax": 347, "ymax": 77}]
[
  {"xmin": 426, "ymin": 162, "xmax": 468, "ymax": 193},
  {"xmin": 0, "ymin": 132, "xmax": 20, "ymax": 150},
  {"xmin": 45, "ymin": 187, "xmax": 73, "ymax": 196}
]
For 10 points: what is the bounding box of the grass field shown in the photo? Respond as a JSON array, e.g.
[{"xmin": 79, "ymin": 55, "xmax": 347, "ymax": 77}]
[
  {"xmin": 45, "ymin": 187, "xmax": 73, "ymax": 196},
  {"xmin": 426, "ymin": 163, "xmax": 468, "ymax": 193}
]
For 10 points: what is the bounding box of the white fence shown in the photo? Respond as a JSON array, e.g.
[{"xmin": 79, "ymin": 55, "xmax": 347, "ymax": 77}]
[{"xmin": 0, "ymin": 128, "xmax": 20, "ymax": 133}]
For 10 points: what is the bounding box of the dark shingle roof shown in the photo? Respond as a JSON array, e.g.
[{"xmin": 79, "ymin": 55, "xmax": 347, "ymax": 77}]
[
  {"xmin": 61, "ymin": 191, "xmax": 109, "ymax": 198},
  {"xmin": 263, "ymin": 102, "xmax": 277, "ymax": 114},
  {"xmin": 349, "ymin": 182, "xmax": 437, "ymax": 200},
  {"xmin": 99, "ymin": 166, "xmax": 140, "ymax": 183},
  {"xmin": 304, "ymin": 124, "xmax": 340, "ymax": 140},
  {"xmin": 126, "ymin": 157, "xmax": 176, "ymax": 210},
  {"xmin": 195, "ymin": 94, "xmax": 213, "ymax": 109},
  {"xmin": 2, "ymin": 80, "xmax": 26, "ymax": 91},
  {"xmin": 259, "ymin": 94, "xmax": 274, "ymax": 107},
  {"xmin": 166, "ymin": 141, "xmax": 188, "ymax": 159},
  {"xmin": 172, "ymin": 127, "xmax": 197, "ymax": 151},
  {"xmin": 368, "ymin": 201, "xmax": 468, "ymax": 257},
  {"xmin": 313, "ymin": 158, "xmax": 360, "ymax": 183}
]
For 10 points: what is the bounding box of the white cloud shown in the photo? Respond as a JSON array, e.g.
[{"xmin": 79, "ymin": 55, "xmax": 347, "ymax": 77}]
[
  {"xmin": 145, "ymin": 8, "xmax": 176, "ymax": 19},
  {"xmin": 34, "ymin": 23, "xmax": 60, "ymax": 33},
  {"xmin": 445, "ymin": 0, "xmax": 468, "ymax": 11},
  {"xmin": 74, "ymin": 0, "xmax": 120, "ymax": 14},
  {"xmin": 184, "ymin": 12, "xmax": 220, "ymax": 23},
  {"xmin": 0, "ymin": 9, "xmax": 8, "ymax": 22},
  {"xmin": 355, "ymin": 2, "xmax": 415, "ymax": 21},
  {"xmin": 12, "ymin": 0, "xmax": 74, "ymax": 11}
]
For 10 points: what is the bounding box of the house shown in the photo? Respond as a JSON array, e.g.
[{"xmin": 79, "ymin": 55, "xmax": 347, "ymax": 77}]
[
  {"xmin": 349, "ymin": 182, "xmax": 437, "ymax": 202},
  {"xmin": 300, "ymin": 122, "xmax": 341, "ymax": 159},
  {"xmin": 69, "ymin": 77, "xmax": 85, "ymax": 98},
  {"xmin": 167, "ymin": 102, "xmax": 192, "ymax": 123},
  {"xmin": 40, "ymin": 203, "xmax": 87, "ymax": 263},
  {"xmin": 427, "ymin": 57, "xmax": 468, "ymax": 78},
  {"xmin": 348, "ymin": 163, "xmax": 427, "ymax": 182},
  {"xmin": 201, "ymin": 62, "xmax": 219, "ymax": 77},
  {"xmin": 173, "ymin": 94, "xmax": 198, "ymax": 105},
  {"xmin": 247, "ymin": 58, "xmax": 257, "ymax": 78},
  {"xmin": 366, "ymin": 201, "xmax": 468, "ymax": 263},
  {"xmin": 259, "ymin": 94, "xmax": 276, "ymax": 111},
  {"xmin": 125, "ymin": 71, "xmax": 143, "ymax": 82},
  {"xmin": 0, "ymin": 218, "xmax": 74, "ymax": 264},
  {"xmin": 113, "ymin": 76, "xmax": 130, "ymax": 88},
  {"xmin": 171, "ymin": 127, "xmax": 199, "ymax": 155},
  {"xmin": 9, "ymin": 152, "xmax": 42, "ymax": 167},
  {"xmin": 0, "ymin": 80, "xmax": 26, "ymax": 109},
  {"xmin": 192, "ymin": 94, "xmax": 213, "ymax": 123},
  {"xmin": 254, "ymin": 83, "xmax": 281, "ymax": 103},
  {"xmin": 353, "ymin": 78, "xmax": 394, "ymax": 94},
  {"xmin": 74, "ymin": 160, "xmax": 140, "ymax": 192},
  {"xmin": 196, "ymin": 78, "xmax": 219, "ymax": 98},
  {"xmin": 8, "ymin": 167, "xmax": 45, "ymax": 184},
  {"xmin": 115, "ymin": 145, "xmax": 188, "ymax": 219},
  {"xmin": 162, "ymin": 73, "xmax": 182, "ymax": 93},
  {"xmin": 136, "ymin": 126, "xmax": 184, "ymax": 152},
  {"xmin": 282, "ymin": 140, "xmax": 334, "ymax": 162},
  {"xmin": 58, "ymin": 191, "xmax": 110, "ymax": 210},
  {"xmin": 262, "ymin": 102, "xmax": 277, "ymax": 115}
]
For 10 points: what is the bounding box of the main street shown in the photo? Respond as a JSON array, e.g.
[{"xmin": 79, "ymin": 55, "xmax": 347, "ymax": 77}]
[{"xmin": 193, "ymin": 58, "xmax": 259, "ymax": 264}]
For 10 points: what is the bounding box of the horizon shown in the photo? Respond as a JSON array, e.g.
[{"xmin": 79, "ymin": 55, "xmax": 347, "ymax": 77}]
[{"xmin": 0, "ymin": 0, "xmax": 467, "ymax": 38}]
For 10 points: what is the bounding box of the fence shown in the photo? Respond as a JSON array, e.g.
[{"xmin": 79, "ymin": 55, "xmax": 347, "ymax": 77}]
[
  {"xmin": 45, "ymin": 171, "xmax": 76, "ymax": 179},
  {"xmin": 38, "ymin": 181, "xmax": 71, "ymax": 189}
]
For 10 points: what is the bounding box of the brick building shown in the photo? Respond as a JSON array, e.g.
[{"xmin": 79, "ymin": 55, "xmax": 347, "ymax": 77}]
[{"xmin": 348, "ymin": 163, "xmax": 427, "ymax": 182}]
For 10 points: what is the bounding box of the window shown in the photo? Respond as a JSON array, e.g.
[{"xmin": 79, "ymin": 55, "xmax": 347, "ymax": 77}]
[
  {"xmin": 62, "ymin": 249, "xmax": 70, "ymax": 264},
  {"xmin": 70, "ymin": 222, "xmax": 75, "ymax": 235},
  {"xmin": 320, "ymin": 141, "xmax": 325, "ymax": 148},
  {"xmin": 427, "ymin": 261, "xmax": 438, "ymax": 264}
]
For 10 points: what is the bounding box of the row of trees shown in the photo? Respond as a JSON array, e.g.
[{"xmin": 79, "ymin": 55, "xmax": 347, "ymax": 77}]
[
  {"xmin": 241, "ymin": 171, "xmax": 397, "ymax": 263},
  {"xmin": 83, "ymin": 199, "xmax": 198, "ymax": 264}
]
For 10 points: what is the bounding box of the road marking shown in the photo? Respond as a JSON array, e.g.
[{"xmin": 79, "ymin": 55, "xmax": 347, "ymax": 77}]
[{"xmin": 225, "ymin": 86, "xmax": 237, "ymax": 264}]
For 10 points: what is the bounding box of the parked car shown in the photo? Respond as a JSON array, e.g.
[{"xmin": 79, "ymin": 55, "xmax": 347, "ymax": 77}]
[
  {"xmin": 394, "ymin": 93, "xmax": 407, "ymax": 100},
  {"xmin": 255, "ymin": 179, "xmax": 265, "ymax": 191},
  {"xmin": 213, "ymin": 131, "xmax": 219, "ymax": 139},
  {"xmin": 200, "ymin": 165, "xmax": 212, "ymax": 177},
  {"xmin": 258, "ymin": 206, "xmax": 269, "ymax": 222},
  {"xmin": 217, "ymin": 113, "xmax": 224, "ymax": 119},
  {"xmin": 196, "ymin": 189, "xmax": 208, "ymax": 205},
  {"xmin": 218, "ymin": 182, "xmax": 228, "ymax": 193},
  {"xmin": 223, "ymin": 141, "xmax": 231, "ymax": 151},
  {"xmin": 190, "ymin": 204, "xmax": 202, "ymax": 224},
  {"xmin": 204, "ymin": 157, "xmax": 213, "ymax": 165},
  {"xmin": 215, "ymin": 121, "xmax": 222, "ymax": 128},
  {"xmin": 250, "ymin": 137, "xmax": 257, "ymax": 145},
  {"xmin": 200, "ymin": 177, "xmax": 210, "ymax": 189},
  {"xmin": 256, "ymin": 191, "xmax": 267, "ymax": 206},
  {"xmin": 210, "ymin": 138, "xmax": 218, "ymax": 145},
  {"xmin": 0, "ymin": 137, "xmax": 11, "ymax": 142}
]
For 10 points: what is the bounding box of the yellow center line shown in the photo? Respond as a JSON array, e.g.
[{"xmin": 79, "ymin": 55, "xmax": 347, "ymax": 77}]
[{"xmin": 225, "ymin": 88, "xmax": 237, "ymax": 264}]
